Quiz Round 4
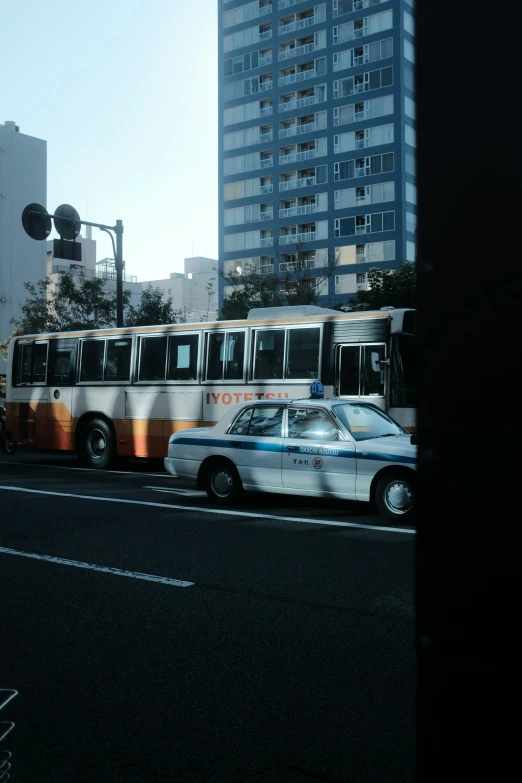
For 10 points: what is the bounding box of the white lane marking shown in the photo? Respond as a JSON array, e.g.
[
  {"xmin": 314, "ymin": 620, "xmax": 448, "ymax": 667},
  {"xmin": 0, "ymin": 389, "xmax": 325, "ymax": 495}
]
[
  {"xmin": 0, "ymin": 485, "xmax": 415, "ymax": 534},
  {"xmin": 0, "ymin": 546, "xmax": 194, "ymax": 588},
  {"xmin": 1, "ymin": 461, "xmax": 170, "ymax": 478},
  {"xmin": 143, "ymin": 486, "xmax": 207, "ymax": 497}
]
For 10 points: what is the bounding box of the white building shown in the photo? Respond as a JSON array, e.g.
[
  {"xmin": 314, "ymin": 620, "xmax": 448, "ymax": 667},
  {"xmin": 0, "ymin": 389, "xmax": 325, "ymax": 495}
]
[
  {"xmin": 46, "ymin": 227, "xmax": 142, "ymax": 307},
  {"xmin": 0, "ymin": 121, "xmax": 47, "ymax": 341},
  {"xmin": 141, "ymin": 256, "xmax": 218, "ymax": 322}
]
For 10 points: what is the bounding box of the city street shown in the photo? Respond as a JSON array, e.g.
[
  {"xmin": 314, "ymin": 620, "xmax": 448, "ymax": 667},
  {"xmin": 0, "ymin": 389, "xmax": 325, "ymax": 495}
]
[{"xmin": 1, "ymin": 448, "xmax": 415, "ymax": 782}]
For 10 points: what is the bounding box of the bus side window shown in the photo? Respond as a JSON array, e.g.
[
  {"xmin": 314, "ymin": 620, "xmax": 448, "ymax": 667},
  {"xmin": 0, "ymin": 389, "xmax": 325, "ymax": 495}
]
[
  {"xmin": 48, "ymin": 340, "xmax": 76, "ymax": 386},
  {"xmin": 168, "ymin": 334, "xmax": 199, "ymax": 381},
  {"xmin": 19, "ymin": 344, "xmax": 33, "ymax": 384},
  {"xmin": 206, "ymin": 331, "xmax": 245, "ymax": 381},
  {"xmin": 285, "ymin": 328, "xmax": 321, "ymax": 380},
  {"xmin": 206, "ymin": 333, "xmax": 225, "ymax": 381},
  {"xmin": 224, "ymin": 332, "xmax": 245, "ymax": 380},
  {"xmin": 139, "ymin": 336, "xmax": 168, "ymax": 382},
  {"xmin": 106, "ymin": 339, "xmax": 132, "ymax": 382},
  {"xmin": 80, "ymin": 340, "xmax": 105, "ymax": 383},
  {"xmin": 253, "ymin": 329, "xmax": 285, "ymax": 380},
  {"xmin": 31, "ymin": 343, "xmax": 48, "ymax": 384}
]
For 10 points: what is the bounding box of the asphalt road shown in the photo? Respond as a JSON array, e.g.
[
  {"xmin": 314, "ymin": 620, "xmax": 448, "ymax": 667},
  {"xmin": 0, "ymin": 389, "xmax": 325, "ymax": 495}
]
[{"xmin": 0, "ymin": 447, "xmax": 415, "ymax": 782}]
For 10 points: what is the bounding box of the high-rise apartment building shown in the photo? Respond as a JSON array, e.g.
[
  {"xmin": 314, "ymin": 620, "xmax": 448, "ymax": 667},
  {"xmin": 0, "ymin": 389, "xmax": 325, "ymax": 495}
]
[{"xmin": 218, "ymin": 0, "xmax": 415, "ymax": 308}]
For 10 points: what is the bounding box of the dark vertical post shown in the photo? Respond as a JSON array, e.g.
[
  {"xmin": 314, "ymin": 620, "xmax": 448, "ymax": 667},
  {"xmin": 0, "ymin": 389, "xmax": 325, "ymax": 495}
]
[
  {"xmin": 115, "ymin": 219, "xmax": 124, "ymax": 328},
  {"xmin": 416, "ymin": 1, "xmax": 517, "ymax": 780}
]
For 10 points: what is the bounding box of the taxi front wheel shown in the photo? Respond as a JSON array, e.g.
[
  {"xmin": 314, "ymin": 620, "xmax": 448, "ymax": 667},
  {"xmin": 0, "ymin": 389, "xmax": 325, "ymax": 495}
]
[
  {"xmin": 375, "ymin": 472, "xmax": 415, "ymax": 522},
  {"xmin": 205, "ymin": 460, "xmax": 243, "ymax": 504}
]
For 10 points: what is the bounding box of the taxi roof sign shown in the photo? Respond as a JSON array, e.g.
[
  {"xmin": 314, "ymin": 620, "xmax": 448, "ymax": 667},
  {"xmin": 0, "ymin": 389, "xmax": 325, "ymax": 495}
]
[{"xmin": 309, "ymin": 381, "xmax": 324, "ymax": 399}]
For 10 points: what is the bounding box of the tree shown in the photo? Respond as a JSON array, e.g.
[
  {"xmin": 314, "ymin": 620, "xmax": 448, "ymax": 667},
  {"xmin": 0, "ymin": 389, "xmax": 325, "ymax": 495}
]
[
  {"xmin": 219, "ymin": 243, "xmax": 338, "ymax": 320},
  {"xmin": 349, "ymin": 262, "xmax": 416, "ymax": 312},
  {"xmin": 204, "ymin": 278, "xmax": 216, "ymax": 321},
  {"xmin": 13, "ymin": 272, "xmax": 131, "ymax": 334},
  {"xmin": 125, "ymin": 284, "xmax": 177, "ymax": 327}
]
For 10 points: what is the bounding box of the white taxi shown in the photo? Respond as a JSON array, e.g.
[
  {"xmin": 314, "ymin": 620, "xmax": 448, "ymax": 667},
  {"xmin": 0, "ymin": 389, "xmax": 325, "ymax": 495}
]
[{"xmin": 164, "ymin": 394, "xmax": 417, "ymax": 521}]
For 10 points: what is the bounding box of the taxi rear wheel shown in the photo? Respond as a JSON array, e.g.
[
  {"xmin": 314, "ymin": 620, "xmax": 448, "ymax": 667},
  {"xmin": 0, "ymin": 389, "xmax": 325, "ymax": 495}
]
[
  {"xmin": 205, "ymin": 460, "xmax": 243, "ymax": 504},
  {"xmin": 375, "ymin": 472, "xmax": 415, "ymax": 521}
]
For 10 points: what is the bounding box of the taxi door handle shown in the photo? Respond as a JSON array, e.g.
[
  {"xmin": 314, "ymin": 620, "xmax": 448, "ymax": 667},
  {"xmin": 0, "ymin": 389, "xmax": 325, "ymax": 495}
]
[{"xmin": 286, "ymin": 445, "xmax": 299, "ymax": 452}]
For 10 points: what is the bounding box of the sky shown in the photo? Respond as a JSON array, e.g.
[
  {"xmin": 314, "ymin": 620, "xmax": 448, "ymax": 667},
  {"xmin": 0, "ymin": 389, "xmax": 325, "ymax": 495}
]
[{"xmin": 1, "ymin": 0, "xmax": 219, "ymax": 281}]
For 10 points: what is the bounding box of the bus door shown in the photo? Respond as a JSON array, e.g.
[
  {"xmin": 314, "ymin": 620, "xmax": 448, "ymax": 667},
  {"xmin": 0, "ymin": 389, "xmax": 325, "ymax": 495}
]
[
  {"xmin": 335, "ymin": 343, "xmax": 387, "ymax": 410},
  {"xmin": 13, "ymin": 339, "xmax": 50, "ymax": 445},
  {"xmin": 47, "ymin": 338, "xmax": 76, "ymax": 450}
]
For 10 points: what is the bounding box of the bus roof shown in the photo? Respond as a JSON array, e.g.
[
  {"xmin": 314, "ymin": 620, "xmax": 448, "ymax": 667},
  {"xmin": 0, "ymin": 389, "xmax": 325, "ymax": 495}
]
[{"xmin": 13, "ymin": 306, "xmax": 414, "ymax": 342}]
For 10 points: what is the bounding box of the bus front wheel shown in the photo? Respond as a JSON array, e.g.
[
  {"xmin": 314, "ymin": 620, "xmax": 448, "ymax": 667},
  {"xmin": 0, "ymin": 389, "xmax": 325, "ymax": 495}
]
[{"xmin": 78, "ymin": 418, "xmax": 115, "ymax": 469}]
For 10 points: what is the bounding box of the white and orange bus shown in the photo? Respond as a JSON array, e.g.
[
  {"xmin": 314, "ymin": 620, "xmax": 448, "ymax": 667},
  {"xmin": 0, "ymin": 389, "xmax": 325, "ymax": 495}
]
[{"xmin": 5, "ymin": 305, "xmax": 415, "ymax": 468}]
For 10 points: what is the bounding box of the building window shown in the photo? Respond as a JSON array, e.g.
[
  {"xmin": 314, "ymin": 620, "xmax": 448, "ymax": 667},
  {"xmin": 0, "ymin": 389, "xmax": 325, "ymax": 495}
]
[
  {"xmin": 406, "ymin": 240, "xmax": 416, "ymax": 262},
  {"xmin": 406, "ymin": 211, "xmax": 416, "ymax": 234}
]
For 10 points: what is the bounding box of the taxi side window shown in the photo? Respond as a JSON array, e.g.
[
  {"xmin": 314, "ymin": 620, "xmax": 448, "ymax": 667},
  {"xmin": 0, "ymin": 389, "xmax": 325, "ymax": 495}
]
[
  {"xmin": 287, "ymin": 409, "xmax": 339, "ymax": 441},
  {"xmin": 229, "ymin": 408, "xmax": 253, "ymax": 435},
  {"xmin": 249, "ymin": 406, "xmax": 284, "ymax": 437},
  {"xmin": 228, "ymin": 406, "xmax": 284, "ymax": 437}
]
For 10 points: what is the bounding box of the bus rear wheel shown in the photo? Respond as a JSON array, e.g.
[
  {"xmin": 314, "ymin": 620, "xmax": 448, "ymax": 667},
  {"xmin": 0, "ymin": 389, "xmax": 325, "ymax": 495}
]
[{"xmin": 78, "ymin": 418, "xmax": 115, "ymax": 469}]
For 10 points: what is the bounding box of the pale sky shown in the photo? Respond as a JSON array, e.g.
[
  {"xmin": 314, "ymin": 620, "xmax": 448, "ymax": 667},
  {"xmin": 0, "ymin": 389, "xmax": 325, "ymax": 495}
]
[{"xmin": 1, "ymin": 0, "xmax": 219, "ymax": 281}]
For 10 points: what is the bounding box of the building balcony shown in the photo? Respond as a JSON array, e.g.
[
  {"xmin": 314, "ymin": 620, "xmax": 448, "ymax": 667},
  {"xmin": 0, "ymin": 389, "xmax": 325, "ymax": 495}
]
[
  {"xmin": 259, "ymin": 183, "xmax": 274, "ymax": 193},
  {"xmin": 260, "ymin": 236, "xmax": 274, "ymax": 246},
  {"xmin": 52, "ymin": 264, "xmax": 137, "ymax": 284},
  {"xmin": 279, "ymin": 175, "xmax": 316, "ymax": 190},
  {"xmin": 259, "ymin": 263, "xmax": 274, "ymax": 273},
  {"xmin": 258, "ymin": 131, "xmax": 274, "ymax": 142},
  {"xmin": 355, "ymin": 224, "xmax": 370, "ymax": 234},
  {"xmin": 278, "ymin": 68, "xmax": 316, "ymax": 86},
  {"xmin": 279, "ymin": 148, "xmax": 316, "ymax": 164},
  {"xmin": 260, "ymin": 157, "xmax": 274, "ymax": 168},
  {"xmin": 354, "ymin": 138, "xmax": 368, "ymax": 149},
  {"xmin": 259, "ymin": 5, "xmax": 273, "ymax": 17},
  {"xmin": 278, "ymin": 41, "xmax": 315, "ymax": 60},
  {"xmin": 355, "ymin": 194, "xmax": 370, "ymax": 205},
  {"xmin": 278, "ymin": 0, "xmax": 308, "ymax": 9},
  {"xmin": 259, "ymin": 105, "xmax": 274, "ymax": 117},
  {"xmin": 259, "ymin": 29, "xmax": 273, "ymax": 40},
  {"xmin": 259, "ymin": 54, "xmax": 273, "ymax": 66},
  {"xmin": 279, "ymin": 258, "xmax": 316, "ymax": 271},
  {"xmin": 279, "ymin": 120, "xmax": 317, "ymax": 138},
  {"xmin": 279, "ymin": 16, "xmax": 315, "ymax": 36},
  {"xmin": 355, "ymin": 109, "xmax": 369, "ymax": 121},
  {"xmin": 356, "ymin": 253, "xmax": 385, "ymax": 264},
  {"xmin": 355, "ymin": 167, "xmax": 369, "ymax": 177},
  {"xmin": 245, "ymin": 211, "xmax": 274, "ymax": 224},
  {"xmin": 279, "ymin": 94, "xmax": 316, "ymax": 112},
  {"xmin": 279, "ymin": 203, "xmax": 317, "ymax": 218},
  {"xmin": 259, "ymin": 80, "xmax": 273, "ymax": 91},
  {"xmin": 279, "ymin": 230, "xmax": 316, "ymax": 244}
]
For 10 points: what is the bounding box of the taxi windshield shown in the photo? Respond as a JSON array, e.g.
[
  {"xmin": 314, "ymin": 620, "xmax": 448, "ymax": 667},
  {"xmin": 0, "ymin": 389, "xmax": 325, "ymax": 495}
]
[{"xmin": 332, "ymin": 403, "xmax": 406, "ymax": 442}]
